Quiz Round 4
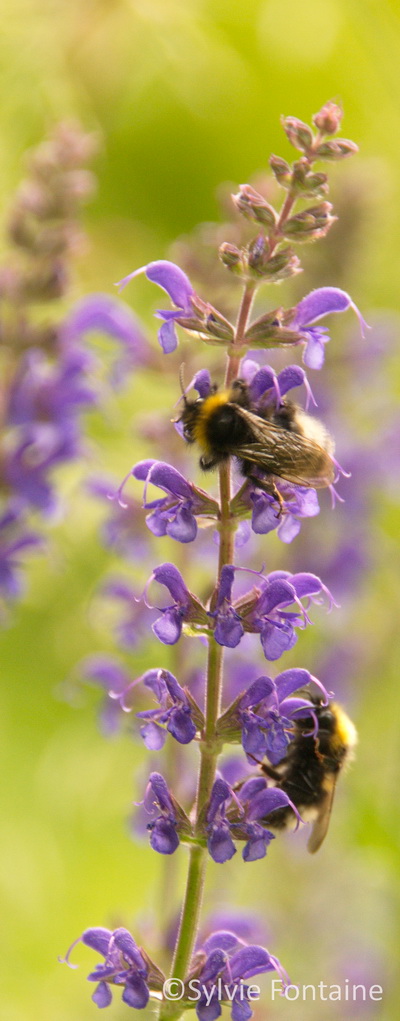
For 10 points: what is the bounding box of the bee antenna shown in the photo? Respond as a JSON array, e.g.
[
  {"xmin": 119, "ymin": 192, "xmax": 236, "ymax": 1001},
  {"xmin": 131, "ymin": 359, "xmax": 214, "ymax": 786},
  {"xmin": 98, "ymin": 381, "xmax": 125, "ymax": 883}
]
[{"xmin": 178, "ymin": 363, "xmax": 189, "ymax": 406}]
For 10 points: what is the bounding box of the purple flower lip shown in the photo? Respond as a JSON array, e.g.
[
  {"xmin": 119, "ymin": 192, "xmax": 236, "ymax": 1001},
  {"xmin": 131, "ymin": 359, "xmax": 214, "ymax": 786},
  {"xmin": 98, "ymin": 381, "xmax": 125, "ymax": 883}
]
[
  {"xmin": 115, "ymin": 260, "xmax": 195, "ymax": 353},
  {"xmin": 291, "ymin": 286, "xmax": 368, "ymax": 369}
]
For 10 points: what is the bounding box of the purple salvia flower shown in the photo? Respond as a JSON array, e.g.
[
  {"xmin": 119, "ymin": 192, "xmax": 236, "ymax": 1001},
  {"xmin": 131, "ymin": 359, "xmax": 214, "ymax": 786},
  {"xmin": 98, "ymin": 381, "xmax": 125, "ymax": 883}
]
[
  {"xmin": 248, "ymin": 569, "xmax": 335, "ymax": 661},
  {"xmin": 206, "ymin": 778, "xmax": 237, "ymax": 863},
  {"xmin": 193, "ymin": 930, "xmax": 288, "ymax": 1021},
  {"xmin": 237, "ymin": 669, "xmax": 329, "ymax": 764},
  {"xmin": 116, "ymin": 260, "xmax": 194, "ymax": 353},
  {"xmin": 212, "ymin": 566, "xmax": 245, "ymax": 649},
  {"xmin": 237, "ymin": 779, "xmax": 300, "ymax": 862},
  {"xmin": 117, "ymin": 459, "xmax": 218, "ymax": 543},
  {"xmin": 144, "ymin": 772, "xmax": 180, "ymax": 854},
  {"xmin": 293, "ymin": 287, "xmax": 368, "ymax": 369},
  {"xmin": 147, "ymin": 562, "xmax": 207, "ymax": 645},
  {"xmin": 60, "ymin": 926, "xmax": 150, "ymax": 1010},
  {"xmin": 136, "ymin": 668, "xmax": 197, "ymax": 748}
]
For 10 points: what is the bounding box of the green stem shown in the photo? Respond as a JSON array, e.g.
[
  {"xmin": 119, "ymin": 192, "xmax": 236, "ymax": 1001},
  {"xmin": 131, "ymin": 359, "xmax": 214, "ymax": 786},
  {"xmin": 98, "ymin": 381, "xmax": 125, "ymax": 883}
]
[{"xmin": 158, "ymin": 282, "xmax": 254, "ymax": 1021}]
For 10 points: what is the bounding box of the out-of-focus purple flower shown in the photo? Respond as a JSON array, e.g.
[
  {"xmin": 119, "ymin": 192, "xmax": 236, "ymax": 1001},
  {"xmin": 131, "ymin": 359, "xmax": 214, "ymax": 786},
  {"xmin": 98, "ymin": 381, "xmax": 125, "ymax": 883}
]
[
  {"xmin": 4, "ymin": 423, "xmax": 79, "ymax": 513},
  {"xmin": 77, "ymin": 653, "xmax": 134, "ymax": 737},
  {"xmin": 292, "ymin": 287, "xmax": 368, "ymax": 370},
  {"xmin": 61, "ymin": 293, "xmax": 149, "ymax": 379},
  {"xmin": 116, "ymin": 260, "xmax": 194, "ymax": 354},
  {"xmin": 87, "ymin": 476, "xmax": 151, "ymax": 561},
  {"xmin": 60, "ymin": 926, "xmax": 151, "ymax": 1009},
  {"xmin": 0, "ymin": 503, "xmax": 43, "ymax": 600},
  {"xmin": 144, "ymin": 772, "xmax": 182, "ymax": 854},
  {"xmin": 235, "ymin": 669, "xmax": 328, "ymax": 764},
  {"xmin": 117, "ymin": 459, "xmax": 218, "ymax": 544},
  {"xmin": 210, "ymin": 566, "xmax": 335, "ymax": 661},
  {"xmin": 7, "ymin": 346, "xmax": 96, "ymax": 428},
  {"xmin": 192, "ymin": 930, "xmax": 288, "ymax": 1021},
  {"xmin": 136, "ymin": 669, "xmax": 198, "ymax": 748},
  {"xmin": 100, "ymin": 577, "xmax": 154, "ymax": 649},
  {"xmin": 147, "ymin": 563, "xmax": 208, "ymax": 645}
]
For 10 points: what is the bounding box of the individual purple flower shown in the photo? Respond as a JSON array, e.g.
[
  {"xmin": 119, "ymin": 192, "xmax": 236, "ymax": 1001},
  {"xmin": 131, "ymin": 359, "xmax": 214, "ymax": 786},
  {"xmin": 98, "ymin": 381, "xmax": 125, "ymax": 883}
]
[
  {"xmin": 206, "ymin": 778, "xmax": 237, "ymax": 863},
  {"xmin": 146, "ymin": 562, "xmax": 208, "ymax": 645},
  {"xmin": 211, "ymin": 566, "xmax": 335, "ymax": 661},
  {"xmin": 211, "ymin": 566, "xmax": 245, "ymax": 649},
  {"xmin": 116, "ymin": 260, "xmax": 194, "ymax": 354},
  {"xmin": 7, "ymin": 346, "xmax": 96, "ymax": 429},
  {"xmin": 77, "ymin": 654, "xmax": 134, "ymax": 737},
  {"xmin": 143, "ymin": 772, "xmax": 182, "ymax": 854},
  {"xmin": 99, "ymin": 577, "xmax": 154, "ymax": 649},
  {"xmin": 192, "ymin": 930, "xmax": 288, "ymax": 1021},
  {"xmin": 136, "ymin": 669, "xmax": 198, "ymax": 748},
  {"xmin": 246, "ymin": 568, "xmax": 336, "ymax": 660},
  {"xmin": 292, "ymin": 287, "xmax": 368, "ymax": 370},
  {"xmin": 235, "ymin": 669, "xmax": 328, "ymax": 764},
  {"xmin": 0, "ymin": 503, "xmax": 43, "ymax": 601},
  {"xmin": 87, "ymin": 476, "xmax": 151, "ymax": 561},
  {"xmin": 60, "ymin": 926, "xmax": 151, "ymax": 1009},
  {"xmin": 4, "ymin": 422, "xmax": 79, "ymax": 513},
  {"xmin": 116, "ymin": 459, "xmax": 218, "ymax": 544}
]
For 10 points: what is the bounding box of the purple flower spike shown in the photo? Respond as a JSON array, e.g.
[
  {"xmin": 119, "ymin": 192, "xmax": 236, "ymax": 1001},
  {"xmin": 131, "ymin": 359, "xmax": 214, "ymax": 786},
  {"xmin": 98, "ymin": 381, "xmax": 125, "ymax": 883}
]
[
  {"xmin": 60, "ymin": 926, "xmax": 150, "ymax": 1011},
  {"xmin": 144, "ymin": 772, "xmax": 180, "ymax": 854},
  {"xmin": 116, "ymin": 260, "xmax": 194, "ymax": 353},
  {"xmin": 194, "ymin": 930, "xmax": 288, "ymax": 1021},
  {"xmin": 293, "ymin": 287, "xmax": 368, "ymax": 369}
]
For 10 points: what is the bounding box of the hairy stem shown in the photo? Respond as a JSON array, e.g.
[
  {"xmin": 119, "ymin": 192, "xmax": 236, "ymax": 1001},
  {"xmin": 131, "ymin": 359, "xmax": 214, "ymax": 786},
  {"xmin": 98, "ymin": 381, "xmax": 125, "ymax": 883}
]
[{"xmin": 158, "ymin": 283, "xmax": 254, "ymax": 1020}]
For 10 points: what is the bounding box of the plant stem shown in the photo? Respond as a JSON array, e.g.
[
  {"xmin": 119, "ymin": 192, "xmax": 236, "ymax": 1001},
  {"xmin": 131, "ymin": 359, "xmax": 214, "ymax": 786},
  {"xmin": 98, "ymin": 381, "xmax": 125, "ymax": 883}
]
[{"xmin": 158, "ymin": 283, "xmax": 254, "ymax": 1020}]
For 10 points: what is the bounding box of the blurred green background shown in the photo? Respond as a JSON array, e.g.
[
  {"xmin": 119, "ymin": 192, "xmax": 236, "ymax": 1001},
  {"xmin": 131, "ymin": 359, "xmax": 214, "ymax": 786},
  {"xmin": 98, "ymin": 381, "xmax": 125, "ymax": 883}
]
[{"xmin": 2, "ymin": 1, "xmax": 400, "ymax": 1020}]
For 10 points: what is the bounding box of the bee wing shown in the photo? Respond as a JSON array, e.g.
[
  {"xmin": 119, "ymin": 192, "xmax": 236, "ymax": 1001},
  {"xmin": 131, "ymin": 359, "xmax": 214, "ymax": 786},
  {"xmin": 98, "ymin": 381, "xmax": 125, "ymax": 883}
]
[
  {"xmin": 233, "ymin": 408, "xmax": 335, "ymax": 488},
  {"xmin": 307, "ymin": 775, "xmax": 337, "ymax": 853}
]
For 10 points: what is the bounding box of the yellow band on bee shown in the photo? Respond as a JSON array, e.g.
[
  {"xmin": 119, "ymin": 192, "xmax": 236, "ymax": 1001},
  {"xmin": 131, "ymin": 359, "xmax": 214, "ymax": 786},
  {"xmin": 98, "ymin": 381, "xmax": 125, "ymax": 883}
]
[{"xmin": 193, "ymin": 391, "xmax": 231, "ymax": 451}]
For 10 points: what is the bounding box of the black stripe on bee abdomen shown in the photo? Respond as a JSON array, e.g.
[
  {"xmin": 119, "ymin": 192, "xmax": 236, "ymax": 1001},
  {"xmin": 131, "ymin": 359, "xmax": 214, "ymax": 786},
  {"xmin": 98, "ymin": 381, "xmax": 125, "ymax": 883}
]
[{"xmin": 204, "ymin": 405, "xmax": 252, "ymax": 453}]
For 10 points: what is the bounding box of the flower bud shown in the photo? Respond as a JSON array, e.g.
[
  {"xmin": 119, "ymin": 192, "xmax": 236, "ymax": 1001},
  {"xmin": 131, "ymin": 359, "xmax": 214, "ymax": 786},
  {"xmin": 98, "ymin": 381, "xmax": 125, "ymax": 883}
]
[
  {"xmin": 281, "ymin": 116, "xmax": 314, "ymax": 153},
  {"xmin": 218, "ymin": 241, "xmax": 243, "ymax": 272},
  {"xmin": 314, "ymin": 138, "xmax": 359, "ymax": 161},
  {"xmin": 232, "ymin": 184, "xmax": 278, "ymax": 228},
  {"xmin": 269, "ymin": 154, "xmax": 292, "ymax": 188},
  {"xmin": 291, "ymin": 161, "xmax": 328, "ymax": 198},
  {"xmin": 283, "ymin": 202, "xmax": 336, "ymax": 242},
  {"xmin": 313, "ymin": 101, "xmax": 343, "ymax": 135}
]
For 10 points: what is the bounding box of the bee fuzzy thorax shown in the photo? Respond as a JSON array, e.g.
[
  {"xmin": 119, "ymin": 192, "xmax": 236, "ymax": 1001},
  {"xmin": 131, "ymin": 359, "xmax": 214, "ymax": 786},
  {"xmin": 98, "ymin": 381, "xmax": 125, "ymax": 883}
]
[{"xmin": 192, "ymin": 391, "xmax": 233, "ymax": 452}]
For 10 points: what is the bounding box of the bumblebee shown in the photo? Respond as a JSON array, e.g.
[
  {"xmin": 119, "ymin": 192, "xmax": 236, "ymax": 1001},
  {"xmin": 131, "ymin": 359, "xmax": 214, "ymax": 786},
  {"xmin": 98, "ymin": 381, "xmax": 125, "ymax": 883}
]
[
  {"xmin": 179, "ymin": 379, "xmax": 335, "ymax": 508},
  {"xmin": 259, "ymin": 699, "xmax": 357, "ymax": 852}
]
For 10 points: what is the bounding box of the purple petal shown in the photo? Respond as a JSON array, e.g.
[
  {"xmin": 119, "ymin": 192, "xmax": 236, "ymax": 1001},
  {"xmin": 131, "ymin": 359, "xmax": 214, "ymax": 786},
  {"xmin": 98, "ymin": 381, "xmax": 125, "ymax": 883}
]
[
  {"xmin": 275, "ymin": 668, "xmax": 313, "ymax": 702},
  {"xmin": 276, "ymin": 514, "xmax": 301, "ymax": 543},
  {"xmin": 147, "ymin": 772, "xmax": 173, "ymax": 812},
  {"xmin": 140, "ymin": 721, "xmax": 167, "ymax": 750},
  {"xmin": 214, "ymin": 614, "xmax": 244, "ymax": 649},
  {"xmin": 150, "ymin": 817, "xmax": 180, "ymax": 855},
  {"xmin": 230, "ymin": 945, "xmax": 274, "ymax": 980},
  {"xmin": 246, "ymin": 788, "xmax": 291, "ymax": 822},
  {"xmin": 231, "ymin": 998, "xmax": 253, "ymax": 1021},
  {"xmin": 121, "ymin": 976, "xmax": 149, "ymax": 1009},
  {"xmin": 192, "ymin": 368, "xmax": 212, "ymax": 397},
  {"xmin": 153, "ymin": 608, "xmax": 183, "ymax": 645},
  {"xmin": 82, "ymin": 928, "xmax": 112, "ymax": 956},
  {"xmin": 295, "ymin": 287, "xmax": 365, "ymax": 330},
  {"xmin": 239, "ymin": 676, "xmax": 274, "ymax": 709},
  {"xmin": 145, "ymin": 261, "xmax": 194, "ymax": 308},
  {"xmin": 133, "ymin": 460, "xmax": 192, "ymax": 500},
  {"xmin": 158, "ymin": 319, "xmax": 178, "ymax": 353},
  {"xmin": 303, "ymin": 330, "xmax": 327, "ymax": 369},
  {"xmin": 208, "ymin": 825, "xmax": 237, "ymax": 863},
  {"xmin": 62, "ymin": 294, "xmax": 147, "ymax": 353},
  {"xmin": 249, "ymin": 367, "xmax": 280, "ymax": 403},
  {"xmin": 92, "ymin": 981, "xmax": 112, "ymax": 1008},
  {"xmin": 251, "ymin": 492, "xmax": 279, "ymax": 536},
  {"xmin": 167, "ymin": 505, "xmax": 197, "ymax": 543},
  {"xmin": 167, "ymin": 707, "xmax": 196, "ymax": 744},
  {"xmin": 152, "ymin": 563, "xmax": 189, "ymax": 604},
  {"xmin": 217, "ymin": 565, "xmax": 235, "ymax": 606},
  {"xmin": 260, "ymin": 622, "xmax": 297, "ymax": 661}
]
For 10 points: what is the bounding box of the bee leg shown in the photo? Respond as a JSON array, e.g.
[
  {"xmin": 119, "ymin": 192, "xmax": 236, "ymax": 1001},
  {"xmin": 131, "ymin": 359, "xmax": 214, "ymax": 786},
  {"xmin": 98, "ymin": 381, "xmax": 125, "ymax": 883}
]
[
  {"xmin": 246, "ymin": 474, "xmax": 285, "ymax": 518},
  {"xmin": 199, "ymin": 453, "xmax": 224, "ymax": 471}
]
